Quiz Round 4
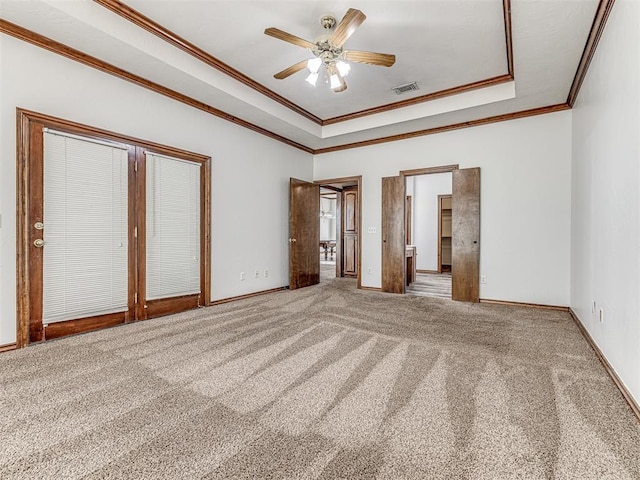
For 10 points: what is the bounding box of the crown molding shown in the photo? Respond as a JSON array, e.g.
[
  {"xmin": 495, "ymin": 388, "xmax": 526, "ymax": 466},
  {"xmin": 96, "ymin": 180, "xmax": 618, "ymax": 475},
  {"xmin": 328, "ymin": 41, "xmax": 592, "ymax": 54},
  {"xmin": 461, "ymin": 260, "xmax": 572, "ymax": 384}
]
[
  {"xmin": 313, "ymin": 104, "xmax": 571, "ymax": 155},
  {"xmin": 567, "ymin": 0, "xmax": 616, "ymax": 107},
  {"xmin": 0, "ymin": 19, "xmax": 313, "ymax": 154}
]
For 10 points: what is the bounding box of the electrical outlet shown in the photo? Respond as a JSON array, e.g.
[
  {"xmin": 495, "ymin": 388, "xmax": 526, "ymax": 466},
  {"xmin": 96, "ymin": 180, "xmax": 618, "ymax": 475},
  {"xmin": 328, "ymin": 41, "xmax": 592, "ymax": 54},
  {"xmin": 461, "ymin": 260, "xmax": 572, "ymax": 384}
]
[
  {"xmin": 240, "ymin": 272, "xmax": 245, "ymax": 281},
  {"xmin": 264, "ymin": 270, "xmax": 269, "ymax": 278},
  {"xmin": 481, "ymin": 275, "xmax": 487, "ymax": 284},
  {"xmin": 255, "ymin": 270, "xmax": 260, "ymax": 279},
  {"xmin": 599, "ymin": 308, "xmax": 604, "ymax": 323},
  {"xmin": 367, "ymin": 227, "xmax": 377, "ymax": 234}
]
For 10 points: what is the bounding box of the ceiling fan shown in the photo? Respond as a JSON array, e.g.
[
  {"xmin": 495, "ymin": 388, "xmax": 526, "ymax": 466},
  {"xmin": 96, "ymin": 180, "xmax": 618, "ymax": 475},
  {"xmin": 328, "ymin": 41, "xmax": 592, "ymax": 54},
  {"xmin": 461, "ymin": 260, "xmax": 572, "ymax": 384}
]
[{"xmin": 265, "ymin": 8, "xmax": 396, "ymax": 93}]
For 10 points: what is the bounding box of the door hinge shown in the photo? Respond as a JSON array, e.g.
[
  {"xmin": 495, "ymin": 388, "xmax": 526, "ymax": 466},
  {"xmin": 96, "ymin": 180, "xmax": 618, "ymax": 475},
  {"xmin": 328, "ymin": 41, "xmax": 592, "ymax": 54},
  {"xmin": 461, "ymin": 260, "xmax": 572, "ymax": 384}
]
[
  {"xmin": 134, "ymin": 159, "xmax": 138, "ymax": 172},
  {"xmin": 134, "ymin": 226, "xmax": 138, "ymax": 238},
  {"xmin": 134, "ymin": 292, "xmax": 138, "ymax": 303}
]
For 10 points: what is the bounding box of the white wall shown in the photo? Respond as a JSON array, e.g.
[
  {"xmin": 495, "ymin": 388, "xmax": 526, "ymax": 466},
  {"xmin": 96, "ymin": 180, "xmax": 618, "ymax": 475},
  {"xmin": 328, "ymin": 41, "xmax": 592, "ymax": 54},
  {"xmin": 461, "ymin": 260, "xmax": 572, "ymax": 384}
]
[
  {"xmin": 410, "ymin": 172, "xmax": 452, "ymax": 271},
  {"xmin": 0, "ymin": 36, "xmax": 312, "ymax": 345},
  {"xmin": 314, "ymin": 111, "xmax": 572, "ymax": 306},
  {"xmin": 570, "ymin": 0, "xmax": 640, "ymax": 404}
]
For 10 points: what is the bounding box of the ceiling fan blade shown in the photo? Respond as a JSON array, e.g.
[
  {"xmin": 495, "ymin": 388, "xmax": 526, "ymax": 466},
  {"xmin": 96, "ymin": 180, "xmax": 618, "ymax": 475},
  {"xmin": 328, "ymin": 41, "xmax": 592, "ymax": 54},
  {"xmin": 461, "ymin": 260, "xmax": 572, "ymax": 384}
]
[
  {"xmin": 343, "ymin": 50, "xmax": 396, "ymax": 67},
  {"xmin": 264, "ymin": 27, "xmax": 315, "ymax": 50},
  {"xmin": 274, "ymin": 60, "xmax": 309, "ymax": 80},
  {"xmin": 330, "ymin": 8, "xmax": 366, "ymax": 47}
]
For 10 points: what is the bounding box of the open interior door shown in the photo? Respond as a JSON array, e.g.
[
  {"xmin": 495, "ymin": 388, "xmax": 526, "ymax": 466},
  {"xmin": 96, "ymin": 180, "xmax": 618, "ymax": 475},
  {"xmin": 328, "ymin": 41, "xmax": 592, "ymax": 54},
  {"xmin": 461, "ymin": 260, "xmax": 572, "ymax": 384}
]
[
  {"xmin": 289, "ymin": 178, "xmax": 320, "ymax": 289},
  {"xmin": 381, "ymin": 175, "xmax": 405, "ymax": 293},
  {"xmin": 452, "ymin": 167, "xmax": 481, "ymax": 302}
]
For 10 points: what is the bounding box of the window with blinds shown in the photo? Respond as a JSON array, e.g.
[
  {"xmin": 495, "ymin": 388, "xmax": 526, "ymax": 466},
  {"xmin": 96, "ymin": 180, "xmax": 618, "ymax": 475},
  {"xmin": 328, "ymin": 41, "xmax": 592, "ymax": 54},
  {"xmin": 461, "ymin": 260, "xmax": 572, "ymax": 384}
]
[
  {"xmin": 145, "ymin": 153, "xmax": 201, "ymax": 300},
  {"xmin": 42, "ymin": 131, "xmax": 129, "ymax": 323}
]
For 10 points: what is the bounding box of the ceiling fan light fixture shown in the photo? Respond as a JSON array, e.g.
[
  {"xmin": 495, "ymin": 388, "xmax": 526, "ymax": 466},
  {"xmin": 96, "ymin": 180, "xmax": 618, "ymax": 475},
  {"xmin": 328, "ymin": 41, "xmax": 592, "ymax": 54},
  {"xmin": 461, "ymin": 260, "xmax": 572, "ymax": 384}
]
[
  {"xmin": 305, "ymin": 72, "xmax": 319, "ymax": 86},
  {"xmin": 336, "ymin": 60, "xmax": 351, "ymax": 77},
  {"xmin": 307, "ymin": 57, "xmax": 322, "ymax": 73}
]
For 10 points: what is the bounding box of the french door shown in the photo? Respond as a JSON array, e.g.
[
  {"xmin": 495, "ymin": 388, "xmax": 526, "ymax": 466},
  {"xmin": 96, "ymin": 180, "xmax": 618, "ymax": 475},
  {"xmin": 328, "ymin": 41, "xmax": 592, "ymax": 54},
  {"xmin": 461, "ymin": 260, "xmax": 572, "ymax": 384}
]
[{"xmin": 19, "ymin": 112, "xmax": 210, "ymax": 344}]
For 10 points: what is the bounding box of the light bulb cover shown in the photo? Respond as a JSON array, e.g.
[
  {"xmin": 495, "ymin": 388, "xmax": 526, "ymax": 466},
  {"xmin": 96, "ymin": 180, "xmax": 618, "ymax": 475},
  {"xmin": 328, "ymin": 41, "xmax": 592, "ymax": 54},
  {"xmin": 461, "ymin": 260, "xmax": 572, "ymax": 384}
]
[
  {"xmin": 305, "ymin": 72, "xmax": 319, "ymax": 86},
  {"xmin": 307, "ymin": 58, "xmax": 322, "ymax": 73},
  {"xmin": 336, "ymin": 61, "xmax": 351, "ymax": 77},
  {"xmin": 329, "ymin": 74, "xmax": 341, "ymax": 89}
]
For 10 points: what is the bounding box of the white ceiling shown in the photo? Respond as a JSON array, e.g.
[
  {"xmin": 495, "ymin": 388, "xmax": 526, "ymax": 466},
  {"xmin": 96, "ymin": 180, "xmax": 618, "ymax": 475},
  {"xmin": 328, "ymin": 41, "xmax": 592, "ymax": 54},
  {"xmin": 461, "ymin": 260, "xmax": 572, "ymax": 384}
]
[{"xmin": 0, "ymin": 0, "xmax": 600, "ymax": 151}]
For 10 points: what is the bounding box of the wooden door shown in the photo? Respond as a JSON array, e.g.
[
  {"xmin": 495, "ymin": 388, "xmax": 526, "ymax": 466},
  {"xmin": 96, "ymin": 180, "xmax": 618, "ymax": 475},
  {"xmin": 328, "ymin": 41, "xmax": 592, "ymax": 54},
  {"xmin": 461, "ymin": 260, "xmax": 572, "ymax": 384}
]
[
  {"xmin": 289, "ymin": 178, "xmax": 320, "ymax": 289},
  {"xmin": 381, "ymin": 176, "xmax": 405, "ymax": 294},
  {"xmin": 27, "ymin": 126, "xmax": 134, "ymax": 342},
  {"xmin": 452, "ymin": 168, "xmax": 480, "ymax": 302},
  {"xmin": 342, "ymin": 186, "xmax": 358, "ymax": 277}
]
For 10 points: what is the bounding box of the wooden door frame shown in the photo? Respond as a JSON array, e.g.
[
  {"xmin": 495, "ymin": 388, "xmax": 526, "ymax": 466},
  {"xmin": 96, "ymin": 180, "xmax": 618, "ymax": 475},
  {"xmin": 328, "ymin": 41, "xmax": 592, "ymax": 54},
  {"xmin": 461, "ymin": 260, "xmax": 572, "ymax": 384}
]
[
  {"xmin": 314, "ymin": 176, "xmax": 362, "ymax": 289},
  {"xmin": 16, "ymin": 108, "xmax": 211, "ymax": 347}
]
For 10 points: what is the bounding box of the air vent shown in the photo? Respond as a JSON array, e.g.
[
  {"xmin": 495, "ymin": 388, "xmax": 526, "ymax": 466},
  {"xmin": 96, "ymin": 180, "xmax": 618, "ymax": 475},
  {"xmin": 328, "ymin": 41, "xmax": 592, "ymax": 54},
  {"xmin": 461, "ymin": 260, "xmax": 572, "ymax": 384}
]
[{"xmin": 392, "ymin": 82, "xmax": 419, "ymax": 95}]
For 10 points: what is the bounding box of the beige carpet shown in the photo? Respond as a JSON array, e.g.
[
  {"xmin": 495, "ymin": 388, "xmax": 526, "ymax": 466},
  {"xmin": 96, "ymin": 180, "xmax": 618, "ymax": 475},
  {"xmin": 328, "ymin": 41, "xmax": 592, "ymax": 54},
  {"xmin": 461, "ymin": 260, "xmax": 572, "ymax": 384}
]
[{"xmin": 1, "ymin": 276, "xmax": 639, "ymax": 479}]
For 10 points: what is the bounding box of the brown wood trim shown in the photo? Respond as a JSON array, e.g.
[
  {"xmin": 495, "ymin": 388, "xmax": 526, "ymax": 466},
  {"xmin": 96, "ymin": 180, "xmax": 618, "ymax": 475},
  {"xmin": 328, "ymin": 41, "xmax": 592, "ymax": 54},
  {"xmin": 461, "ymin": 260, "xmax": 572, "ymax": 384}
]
[
  {"xmin": 569, "ymin": 308, "xmax": 640, "ymax": 423},
  {"xmin": 209, "ymin": 287, "xmax": 288, "ymax": 306},
  {"xmin": 567, "ymin": 0, "xmax": 616, "ymax": 107},
  {"xmin": 145, "ymin": 294, "xmax": 200, "ymax": 319},
  {"xmin": 0, "ymin": 19, "xmax": 312, "ymax": 154},
  {"xmin": 401, "ymin": 165, "xmax": 459, "ymax": 177},
  {"xmin": 44, "ymin": 312, "xmax": 126, "ymax": 340},
  {"xmin": 322, "ymin": 75, "xmax": 513, "ymax": 125},
  {"xmin": 479, "ymin": 298, "xmax": 569, "ymax": 312},
  {"xmin": 360, "ymin": 286, "xmax": 383, "ymax": 292},
  {"xmin": 16, "ymin": 110, "xmax": 31, "ymax": 348},
  {"xmin": 314, "ymin": 176, "xmax": 361, "ymax": 186},
  {"xmin": 201, "ymin": 159, "xmax": 212, "ymax": 307},
  {"xmin": 503, "ymin": 0, "xmax": 514, "ymax": 78},
  {"xmin": 126, "ymin": 145, "xmax": 137, "ymax": 322},
  {"xmin": 92, "ymin": 0, "xmax": 321, "ymax": 125},
  {"xmin": 134, "ymin": 147, "xmax": 147, "ymax": 321},
  {"xmin": 314, "ymin": 104, "xmax": 571, "ymax": 155},
  {"xmin": 0, "ymin": 343, "xmax": 17, "ymax": 353},
  {"xmin": 315, "ymin": 176, "xmax": 362, "ymax": 289},
  {"xmin": 416, "ymin": 269, "xmax": 440, "ymax": 274}
]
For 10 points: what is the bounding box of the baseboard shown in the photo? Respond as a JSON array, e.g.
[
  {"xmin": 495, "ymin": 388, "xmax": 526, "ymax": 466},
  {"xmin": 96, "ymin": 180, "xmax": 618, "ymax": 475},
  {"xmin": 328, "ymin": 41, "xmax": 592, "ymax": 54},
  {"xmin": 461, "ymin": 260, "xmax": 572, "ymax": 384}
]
[
  {"xmin": 0, "ymin": 342, "xmax": 17, "ymax": 353},
  {"xmin": 360, "ymin": 286, "xmax": 382, "ymax": 292},
  {"xmin": 568, "ymin": 308, "xmax": 640, "ymax": 423},
  {"xmin": 208, "ymin": 286, "xmax": 288, "ymax": 306},
  {"xmin": 479, "ymin": 298, "xmax": 569, "ymax": 311},
  {"xmin": 416, "ymin": 269, "xmax": 439, "ymax": 274}
]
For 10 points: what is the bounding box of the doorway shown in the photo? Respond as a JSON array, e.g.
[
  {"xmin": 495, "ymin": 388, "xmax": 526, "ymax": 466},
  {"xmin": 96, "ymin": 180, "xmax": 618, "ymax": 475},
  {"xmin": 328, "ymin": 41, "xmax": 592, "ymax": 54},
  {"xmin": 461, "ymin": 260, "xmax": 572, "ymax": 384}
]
[
  {"xmin": 16, "ymin": 110, "xmax": 211, "ymax": 346},
  {"xmin": 405, "ymin": 173, "xmax": 453, "ymax": 298},
  {"xmin": 316, "ymin": 177, "xmax": 361, "ymax": 287},
  {"xmin": 288, "ymin": 176, "xmax": 362, "ymax": 290},
  {"xmin": 381, "ymin": 165, "xmax": 480, "ymax": 302}
]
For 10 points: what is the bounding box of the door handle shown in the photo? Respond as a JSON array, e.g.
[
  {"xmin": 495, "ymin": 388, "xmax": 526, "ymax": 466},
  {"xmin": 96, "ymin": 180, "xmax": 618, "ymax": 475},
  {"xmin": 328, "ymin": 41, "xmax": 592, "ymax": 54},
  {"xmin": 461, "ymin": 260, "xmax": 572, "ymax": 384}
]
[{"xmin": 34, "ymin": 239, "xmax": 45, "ymax": 248}]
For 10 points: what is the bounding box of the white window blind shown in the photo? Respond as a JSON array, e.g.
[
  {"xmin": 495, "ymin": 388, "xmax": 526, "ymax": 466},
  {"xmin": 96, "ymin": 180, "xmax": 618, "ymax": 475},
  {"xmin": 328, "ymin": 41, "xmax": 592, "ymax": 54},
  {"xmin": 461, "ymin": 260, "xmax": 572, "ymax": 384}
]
[
  {"xmin": 43, "ymin": 131, "xmax": 129, "ymax": 323},
  {"xmin": 145, "ymin": 153, "xmax": 201, "ymax": 300}
]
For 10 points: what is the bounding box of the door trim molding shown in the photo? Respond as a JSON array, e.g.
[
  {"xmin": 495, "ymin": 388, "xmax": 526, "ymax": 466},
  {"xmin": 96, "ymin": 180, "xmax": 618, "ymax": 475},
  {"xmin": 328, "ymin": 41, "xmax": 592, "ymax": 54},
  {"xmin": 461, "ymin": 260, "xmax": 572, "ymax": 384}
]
[
  {"xmin": 315, "ymin": 176, "xmax": 362, "ymax": 289},
  {"xmin": 400, "ymin": 164, "xmax": 459, "ymax": 177},
  {"xmin": 16, "ymin": 108, "xmax": 211, "ymax": 347}
]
